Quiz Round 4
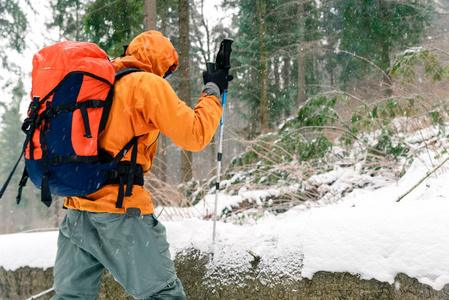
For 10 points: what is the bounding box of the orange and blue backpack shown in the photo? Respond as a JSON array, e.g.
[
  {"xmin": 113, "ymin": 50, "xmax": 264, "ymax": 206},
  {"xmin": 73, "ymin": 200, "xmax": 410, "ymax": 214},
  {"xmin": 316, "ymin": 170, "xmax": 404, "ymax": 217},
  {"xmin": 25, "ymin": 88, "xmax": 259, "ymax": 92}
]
[{"xmin": 0, "ymin": 41, "xmax": 143, "ymax": 208}]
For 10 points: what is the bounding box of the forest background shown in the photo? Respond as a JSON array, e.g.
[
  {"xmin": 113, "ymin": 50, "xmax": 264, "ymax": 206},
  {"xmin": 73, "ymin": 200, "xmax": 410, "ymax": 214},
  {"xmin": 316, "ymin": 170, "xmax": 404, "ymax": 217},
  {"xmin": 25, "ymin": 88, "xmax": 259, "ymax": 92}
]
[{"xmin": 0, "ymin": 0, "xmax": 448, "ymax": 233}]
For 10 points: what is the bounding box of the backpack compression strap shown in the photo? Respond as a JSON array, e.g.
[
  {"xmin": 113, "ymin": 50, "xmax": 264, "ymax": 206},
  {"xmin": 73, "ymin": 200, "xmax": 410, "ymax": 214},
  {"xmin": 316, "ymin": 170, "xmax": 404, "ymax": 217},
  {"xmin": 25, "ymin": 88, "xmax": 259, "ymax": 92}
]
[
  {"xmin": 106, "ymin": 135, "xmax": 143, "ymax": 209},
  {"xmin": 102, "ymin": 133, "xmax": 159, "ymax": 209}
]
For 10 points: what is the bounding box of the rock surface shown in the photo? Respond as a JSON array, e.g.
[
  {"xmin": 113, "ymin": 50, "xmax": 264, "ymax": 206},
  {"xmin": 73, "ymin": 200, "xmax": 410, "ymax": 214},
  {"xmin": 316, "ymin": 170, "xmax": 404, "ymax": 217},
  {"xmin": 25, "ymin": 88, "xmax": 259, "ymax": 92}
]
[{"xmin": 1, "ymin": 249, "xmax": 449, "ymax": 299}]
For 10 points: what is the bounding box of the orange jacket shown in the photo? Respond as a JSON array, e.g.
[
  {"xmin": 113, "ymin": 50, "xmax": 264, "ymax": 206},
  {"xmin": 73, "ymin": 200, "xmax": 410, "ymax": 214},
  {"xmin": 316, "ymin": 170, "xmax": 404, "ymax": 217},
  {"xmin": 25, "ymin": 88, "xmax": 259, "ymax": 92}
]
[{"xmin": 64, "ymin": 31, "xmax": 223, "ymax": 214}]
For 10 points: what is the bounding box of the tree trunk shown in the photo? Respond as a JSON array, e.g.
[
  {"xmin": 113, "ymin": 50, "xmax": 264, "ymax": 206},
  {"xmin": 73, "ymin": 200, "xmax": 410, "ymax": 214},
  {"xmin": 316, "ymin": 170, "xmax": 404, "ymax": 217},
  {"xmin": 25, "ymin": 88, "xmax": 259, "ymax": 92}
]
[
  {"xmin": 178, "ymin": 0, "xmax": 192, "ymax": 182},
  {"xmin": 274, "ymin": 58, "xmax": 280, "ymax": 93},
  {"xmin": 144, "ymin": 0, "xmax": 157, "ymax": 31},
  {"xmin": 297, "ymin": 1, "xmax": 306, "ymax": 112},
  {"xmin": 256, "ymin": 0, "xmax": 269, "ymax": 132},
  {"xmin": 161, "ymin": 1, "xmax": 167, "ymax": 36},
  {"xmin": 379, "ymin": 0, "xmax": 392, "ymax": 96},
  {"xmin": 159, "ymin": 4, "xmax": 169, "ymax": 183},
  {"xmin": 283, "ymin": 57, "xmax": 291, "ymax": 119},
  {"xmin": 273, "ymin": 58, "xmax": 281, "ymax": 127},
  {"xmin": 282, "ymin": 0, "xmax": 293, "ymax": 119},
  {"xmin": 75, "ymin": 0, "xmax": 80, "ymax": 41},
  {"xmin": 145, "ymin": 0, "xmax": 170, "ymax": 184}
]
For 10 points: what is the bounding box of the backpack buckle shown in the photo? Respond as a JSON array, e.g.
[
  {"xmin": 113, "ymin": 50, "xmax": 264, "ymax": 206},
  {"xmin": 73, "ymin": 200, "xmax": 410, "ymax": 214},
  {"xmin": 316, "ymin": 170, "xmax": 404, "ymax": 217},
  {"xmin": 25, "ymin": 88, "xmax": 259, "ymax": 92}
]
[
  {"xmin": 49, "ymin": 156, "xmax": 63, "ymax": 165},
  {"xmin": 44, "ymin": 102, "xmax": 54, "ymax": 118},
  {"xmin": 108, "ymin": 170, "xmax": 119, "ymax": 179},
  {"xmin": 45, "ymin": 109, "xmax": 54, "ymax": 118},
  {"xmin": 85, "ymin": 100, "xmax": 103, "ymax": 108},
  {"xmin": 29, "ymin": 97, "xmax": 40, "ymax": 119},
  {"xmin": 21, "ymin": 118, "xmax": 34, "ymax": 133}
]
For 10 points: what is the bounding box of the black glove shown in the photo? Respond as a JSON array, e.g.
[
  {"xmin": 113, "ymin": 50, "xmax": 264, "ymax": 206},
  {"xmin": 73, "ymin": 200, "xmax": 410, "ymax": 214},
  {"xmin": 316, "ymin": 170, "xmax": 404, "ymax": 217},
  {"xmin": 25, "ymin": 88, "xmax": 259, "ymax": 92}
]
[{"xmin": 202, "ymin": 69, "xmax": 234, "ymax": 95}]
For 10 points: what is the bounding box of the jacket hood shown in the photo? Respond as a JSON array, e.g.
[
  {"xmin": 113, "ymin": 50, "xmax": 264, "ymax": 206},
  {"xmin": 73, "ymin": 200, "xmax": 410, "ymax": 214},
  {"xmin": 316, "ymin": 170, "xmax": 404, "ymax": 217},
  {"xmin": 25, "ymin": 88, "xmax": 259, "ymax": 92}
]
[{"xmin": 112, "ymin": 31, "xmax": 178, "ymax": 77}]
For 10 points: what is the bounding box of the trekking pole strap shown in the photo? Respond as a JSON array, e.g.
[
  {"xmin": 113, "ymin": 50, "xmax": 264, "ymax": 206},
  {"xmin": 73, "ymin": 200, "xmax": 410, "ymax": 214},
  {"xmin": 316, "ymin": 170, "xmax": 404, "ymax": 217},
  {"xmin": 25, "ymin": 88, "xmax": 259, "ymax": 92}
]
[
  {"xmin": 16, "ymin": 167, "xmax": 29, "ymax": 204},
  {"xmin": 0, "ymin": 148, "xmax": 25, "ymax": 199}
]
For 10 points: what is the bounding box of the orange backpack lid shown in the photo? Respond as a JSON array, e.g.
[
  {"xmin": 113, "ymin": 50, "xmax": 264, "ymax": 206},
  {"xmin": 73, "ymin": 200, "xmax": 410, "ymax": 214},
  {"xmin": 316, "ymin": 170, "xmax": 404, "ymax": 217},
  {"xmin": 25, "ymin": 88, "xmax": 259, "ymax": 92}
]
[{"xmin": 31, "ymin": 41, "xmax": 115, "ymax": 100}]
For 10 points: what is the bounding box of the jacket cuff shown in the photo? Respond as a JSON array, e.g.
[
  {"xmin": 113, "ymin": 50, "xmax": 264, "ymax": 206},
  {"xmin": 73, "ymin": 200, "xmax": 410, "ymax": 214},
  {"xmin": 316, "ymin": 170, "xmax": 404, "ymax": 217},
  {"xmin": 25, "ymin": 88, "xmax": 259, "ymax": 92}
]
[{"xmin": 202, "ymin": 82, "xmax": 221, "ymax": 99}]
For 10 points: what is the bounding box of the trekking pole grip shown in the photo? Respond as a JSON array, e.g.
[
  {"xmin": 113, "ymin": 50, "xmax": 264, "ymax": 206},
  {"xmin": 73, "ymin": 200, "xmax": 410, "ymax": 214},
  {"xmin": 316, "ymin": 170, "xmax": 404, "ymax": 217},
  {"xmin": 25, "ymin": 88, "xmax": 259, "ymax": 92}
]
[
  {"xmin": 216, "ymin": 39, "xmax": 233, "ymax": 73},
  {"xmin": 206, "ymin": 62, "xmax": 216, "ymax": 74}
]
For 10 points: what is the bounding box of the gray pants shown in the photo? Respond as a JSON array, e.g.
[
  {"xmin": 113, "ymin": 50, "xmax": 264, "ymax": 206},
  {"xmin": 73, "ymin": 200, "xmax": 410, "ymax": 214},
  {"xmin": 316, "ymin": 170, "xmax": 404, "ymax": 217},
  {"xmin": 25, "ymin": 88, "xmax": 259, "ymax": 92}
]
[{"xmin": 51, "ymin": 209, "xmax": 185, "ymax": 299}]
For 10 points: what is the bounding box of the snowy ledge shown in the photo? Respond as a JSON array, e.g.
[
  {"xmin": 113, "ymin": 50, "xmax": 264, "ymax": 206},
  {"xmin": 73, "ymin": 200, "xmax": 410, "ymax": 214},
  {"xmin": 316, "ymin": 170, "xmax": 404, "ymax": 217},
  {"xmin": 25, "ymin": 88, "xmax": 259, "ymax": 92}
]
[{"xmin": 2, "ymin": 154, "xmax": 449, "ymax": 297}]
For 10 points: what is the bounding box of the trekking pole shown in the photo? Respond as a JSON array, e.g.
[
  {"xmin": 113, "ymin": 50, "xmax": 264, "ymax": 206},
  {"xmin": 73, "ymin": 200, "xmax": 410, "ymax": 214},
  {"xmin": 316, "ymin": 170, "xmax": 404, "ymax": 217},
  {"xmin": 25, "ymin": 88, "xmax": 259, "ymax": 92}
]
[
  {"xmin": 26, "ymin": 287, "xmax": 55, "ymax": 300},
  {"xmin": 212, "ymin": 86, "xmax": 227, "ymax": 251},
  {"xmin": 211, "ymin": 39, "xmax": 233, "ymax": 257}
]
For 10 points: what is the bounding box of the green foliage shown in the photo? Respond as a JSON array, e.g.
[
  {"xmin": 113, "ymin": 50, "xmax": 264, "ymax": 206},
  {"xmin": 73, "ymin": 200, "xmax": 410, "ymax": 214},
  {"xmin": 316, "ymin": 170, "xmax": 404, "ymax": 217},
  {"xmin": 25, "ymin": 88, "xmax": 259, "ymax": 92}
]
[
  {"xmin": 83, "ymin": 0, "xmax": 179, "ymax": 57},
  {"xmin": 369, "ymin": 129, "xmax": 407, "ymax": 158},
  {"xmin": 295, "ymin": 95, "xmax": 340, "ymax": 127},
  {"xmin": 296, "ymin": 134, "xmax": 333, "ymax": 161},
  {"xmin": 84, "ymin": 0, "xmax": 145, "ymax": 56},
  {"xmin": 0, "ymin": 0, "xmax": 28, "ymax": 78},
  {"xmin": 230, "ymin": 95, "xmax": 348, "ymax": 173},
  {"xmin": 230, "ymin": 0, "xmax": 322, "ymax": 133},
  {"xmin": 323, "ymin": 0, "xmax": 432, "ymax": 84},
  {"xmin": 223, "ymin": 0, "xmax": 434, "ymax": 134},
  {"xmin": 225, "ymin": 90, "xmax": 429, "ymax": 192},
  {"xmin": 0, "ymin": 79, "xmax": 25, "ymax": 163},
  {"xmin": 350, "ymin": 97, "xmax": 415, "ymax": 161},
  {"xmin": 0, "ymin": 0, "xmax": 28, "ymax": 53},
  {"xmin": 428, "ymin": 101, "xmax": 449, "ymax": 129},
  {"xmin": 47, "ymin": 0, "xmax": 87, "ymax": 41},
  {"xmin": 390, "ymin": 47, "xmax": 449, "ymax": 84},
  {"xmin": 371, "ymin": 98, "xmax": 409, "ymax": 120}
]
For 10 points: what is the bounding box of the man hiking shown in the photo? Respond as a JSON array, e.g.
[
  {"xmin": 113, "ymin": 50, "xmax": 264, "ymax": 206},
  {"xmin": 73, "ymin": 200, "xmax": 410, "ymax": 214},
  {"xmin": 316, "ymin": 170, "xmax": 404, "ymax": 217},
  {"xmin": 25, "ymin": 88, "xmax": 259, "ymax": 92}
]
[{"xmin": 51, "ymin": 30, "xmax": 231, "ymax": 299}]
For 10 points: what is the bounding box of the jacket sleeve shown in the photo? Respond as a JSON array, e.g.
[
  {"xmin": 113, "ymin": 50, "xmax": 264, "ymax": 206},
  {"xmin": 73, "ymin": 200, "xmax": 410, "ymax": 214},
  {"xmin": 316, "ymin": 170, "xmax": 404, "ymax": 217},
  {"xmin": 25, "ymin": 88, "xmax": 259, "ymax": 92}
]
[{"xmin": 131, "ymin": 73, "xmax": 223, "ymax": 152}]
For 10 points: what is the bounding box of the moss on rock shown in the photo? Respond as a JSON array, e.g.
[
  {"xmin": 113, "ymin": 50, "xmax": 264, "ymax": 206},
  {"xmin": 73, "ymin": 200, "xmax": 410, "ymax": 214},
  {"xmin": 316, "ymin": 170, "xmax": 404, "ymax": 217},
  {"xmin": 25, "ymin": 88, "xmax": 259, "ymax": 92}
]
[{"xmin": 0, "ymin": 267, "xmax": 54, "ymax": 300}]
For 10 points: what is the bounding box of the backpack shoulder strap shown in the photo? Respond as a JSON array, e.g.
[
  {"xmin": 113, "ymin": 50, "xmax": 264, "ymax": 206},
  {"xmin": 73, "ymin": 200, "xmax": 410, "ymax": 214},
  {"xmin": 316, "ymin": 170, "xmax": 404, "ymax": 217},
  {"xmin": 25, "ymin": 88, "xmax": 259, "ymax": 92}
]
[
  {"xmin": 99, "ymin": 68, "xmax": 144, "ymax": 133},
  {"xmin": 102, "ymin": 69, "xmax": 144, "ymax": 209},
  {"xmin": 115, "ymin": 68, "xmax": 144, "ymax": 80}
]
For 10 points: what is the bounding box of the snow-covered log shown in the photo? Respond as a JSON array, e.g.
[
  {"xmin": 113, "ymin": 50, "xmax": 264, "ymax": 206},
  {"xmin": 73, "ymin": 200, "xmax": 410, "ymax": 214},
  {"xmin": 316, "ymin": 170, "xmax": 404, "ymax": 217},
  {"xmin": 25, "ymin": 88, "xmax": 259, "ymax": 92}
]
[{"xmin": 2, "ymin": 251, "xmax": 449, "ymax": 299}]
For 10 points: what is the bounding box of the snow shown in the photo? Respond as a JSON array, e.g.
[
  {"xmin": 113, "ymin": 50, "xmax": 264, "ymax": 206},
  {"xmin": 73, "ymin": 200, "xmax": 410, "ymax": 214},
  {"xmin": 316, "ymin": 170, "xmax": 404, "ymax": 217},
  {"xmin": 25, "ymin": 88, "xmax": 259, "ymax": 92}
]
[
  {"xmin": 1, "ymin": 152, "xmax": 449, "ymax": 290},
  {"xmin": 1, "ymin": 0, "xmax": 448, "ymax": 292},
  {"xmin": 0, "ymin": 231, "xmax": 58, "ymax": 271}
]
